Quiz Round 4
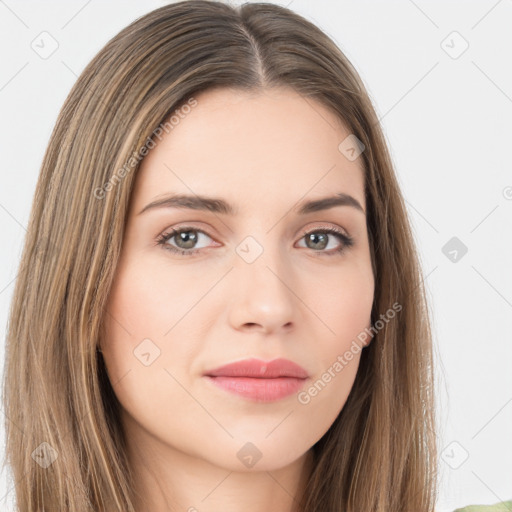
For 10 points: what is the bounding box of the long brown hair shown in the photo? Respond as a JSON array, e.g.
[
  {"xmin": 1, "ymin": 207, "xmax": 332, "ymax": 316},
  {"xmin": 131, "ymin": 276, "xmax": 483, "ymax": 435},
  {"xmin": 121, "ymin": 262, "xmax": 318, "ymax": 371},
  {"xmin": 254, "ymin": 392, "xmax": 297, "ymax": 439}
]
[{"xmin": 2, "ymin": 1, "xmax": 438, "ymax": 510}]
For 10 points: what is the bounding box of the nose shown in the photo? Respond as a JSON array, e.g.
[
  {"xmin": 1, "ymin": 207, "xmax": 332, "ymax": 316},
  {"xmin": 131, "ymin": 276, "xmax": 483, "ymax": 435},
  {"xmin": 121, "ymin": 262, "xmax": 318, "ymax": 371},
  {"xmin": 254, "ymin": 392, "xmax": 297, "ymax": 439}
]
[{"xmin": 227, "ymin": 247, "xmax": 297, "ymax": 335}]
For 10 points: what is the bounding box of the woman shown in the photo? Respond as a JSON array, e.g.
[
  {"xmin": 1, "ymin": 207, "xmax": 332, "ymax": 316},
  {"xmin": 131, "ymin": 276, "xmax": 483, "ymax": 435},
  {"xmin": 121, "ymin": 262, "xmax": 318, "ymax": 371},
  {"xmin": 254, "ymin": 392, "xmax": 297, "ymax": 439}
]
[{"xmin": 3, "ymin": 1, "xmax": 509, "ymax": 511}]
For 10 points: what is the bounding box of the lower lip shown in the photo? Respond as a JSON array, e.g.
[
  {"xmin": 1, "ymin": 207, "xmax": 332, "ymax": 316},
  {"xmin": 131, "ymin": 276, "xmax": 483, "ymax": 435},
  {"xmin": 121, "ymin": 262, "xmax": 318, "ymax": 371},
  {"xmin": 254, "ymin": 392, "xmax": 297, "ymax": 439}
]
[{"xmin": 204, "ymin": 376, "xmax": 307, "ymax": 402}]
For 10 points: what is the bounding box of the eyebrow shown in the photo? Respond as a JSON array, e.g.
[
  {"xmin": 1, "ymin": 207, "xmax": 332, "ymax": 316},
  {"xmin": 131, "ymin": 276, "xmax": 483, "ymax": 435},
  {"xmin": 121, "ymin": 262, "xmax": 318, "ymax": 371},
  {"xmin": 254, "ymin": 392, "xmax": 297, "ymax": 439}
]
[{"xmin": 138, "ymin": 192, "xmax": 365, "ymax": 216}]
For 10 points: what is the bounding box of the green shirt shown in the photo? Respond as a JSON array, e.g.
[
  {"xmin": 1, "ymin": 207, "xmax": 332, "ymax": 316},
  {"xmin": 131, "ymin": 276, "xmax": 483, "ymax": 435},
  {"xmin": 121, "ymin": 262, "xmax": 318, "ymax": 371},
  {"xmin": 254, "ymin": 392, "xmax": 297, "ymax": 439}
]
[{"xmin": 453, "ymin": 500, "xmax": 512, "ymax": 511}]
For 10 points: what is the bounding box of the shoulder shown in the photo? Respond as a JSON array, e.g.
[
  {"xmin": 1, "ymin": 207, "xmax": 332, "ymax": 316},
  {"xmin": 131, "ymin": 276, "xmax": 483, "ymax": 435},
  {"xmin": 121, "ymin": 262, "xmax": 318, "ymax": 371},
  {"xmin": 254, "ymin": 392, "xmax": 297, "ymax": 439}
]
[{"xmin": 452, "ymin": 500, "xmax": 512, "ymax": 512}]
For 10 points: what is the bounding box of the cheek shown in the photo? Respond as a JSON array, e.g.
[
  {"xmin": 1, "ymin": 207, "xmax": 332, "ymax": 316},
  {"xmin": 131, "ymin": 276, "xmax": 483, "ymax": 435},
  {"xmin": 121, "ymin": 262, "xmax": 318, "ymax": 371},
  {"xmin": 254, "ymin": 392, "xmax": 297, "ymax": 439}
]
[
  {"xmin": 100, "ymin": 259, "xmax": 201, "ymax": 442},
  {"xmin": 291, "ymin": 256, "xmax": 370, "ymax": 353},
  {"xmin": 310, "ymin": 258, "xmax": 374, "ymax": 353},
  {"xmin": 100, "ymin": 259, "xmax": 183, "ymax": 396},
  {"xmin": 296, "ymin": 260, "xmax": 373, "ymax": 416},
  {"xmin": 104, "ymin": 256, "xmax": 208, "ymax": 339}
]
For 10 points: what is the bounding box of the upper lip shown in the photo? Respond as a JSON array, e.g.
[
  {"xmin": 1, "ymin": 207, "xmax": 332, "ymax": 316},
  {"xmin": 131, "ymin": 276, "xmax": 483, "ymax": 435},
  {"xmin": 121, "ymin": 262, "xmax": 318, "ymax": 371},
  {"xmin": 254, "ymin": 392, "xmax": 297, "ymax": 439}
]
[{"xmin": 204, "ymin": 357, "xmax": 309, "ymax": 379}]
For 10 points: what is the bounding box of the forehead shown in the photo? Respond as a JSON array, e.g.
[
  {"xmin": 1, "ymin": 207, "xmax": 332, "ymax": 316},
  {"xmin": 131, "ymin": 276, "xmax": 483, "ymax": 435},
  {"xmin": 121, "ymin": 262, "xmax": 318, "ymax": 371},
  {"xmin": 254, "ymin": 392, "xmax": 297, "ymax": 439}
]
[{"xmin": 133, "ymin": 87, "xmax": 365, "ymax": 214}]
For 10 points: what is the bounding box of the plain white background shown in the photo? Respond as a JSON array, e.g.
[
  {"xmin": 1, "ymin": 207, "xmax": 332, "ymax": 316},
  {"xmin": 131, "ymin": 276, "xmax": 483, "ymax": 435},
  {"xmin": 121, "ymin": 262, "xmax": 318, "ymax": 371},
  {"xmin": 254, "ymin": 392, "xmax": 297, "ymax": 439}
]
[{"xmin": 0, "ymin": 1, "xmax": 511, "ymax": 510}]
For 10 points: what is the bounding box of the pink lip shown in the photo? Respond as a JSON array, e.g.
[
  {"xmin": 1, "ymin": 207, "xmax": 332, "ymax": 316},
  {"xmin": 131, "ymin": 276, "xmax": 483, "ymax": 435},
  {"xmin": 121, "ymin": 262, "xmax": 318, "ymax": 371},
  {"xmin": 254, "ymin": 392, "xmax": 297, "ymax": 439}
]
[{"xmin": 203, "ymin": 358, "xmax": 309, "ymax": 402}]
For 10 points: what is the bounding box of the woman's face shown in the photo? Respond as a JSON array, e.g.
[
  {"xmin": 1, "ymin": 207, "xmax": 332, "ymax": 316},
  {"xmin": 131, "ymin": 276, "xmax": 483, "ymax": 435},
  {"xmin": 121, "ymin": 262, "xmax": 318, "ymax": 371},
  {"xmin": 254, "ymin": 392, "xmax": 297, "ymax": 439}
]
[{"xmin": 101, "ymin": 86, "xmax": 374, "ymax": 473}]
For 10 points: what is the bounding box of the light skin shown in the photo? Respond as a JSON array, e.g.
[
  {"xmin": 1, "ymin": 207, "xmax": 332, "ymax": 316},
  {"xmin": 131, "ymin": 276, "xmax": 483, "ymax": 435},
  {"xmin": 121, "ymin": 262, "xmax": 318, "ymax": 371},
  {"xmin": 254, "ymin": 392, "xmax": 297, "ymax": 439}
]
[{"xmin": 100, "ymin": 86, "xmax": 375, "ymax": 512}]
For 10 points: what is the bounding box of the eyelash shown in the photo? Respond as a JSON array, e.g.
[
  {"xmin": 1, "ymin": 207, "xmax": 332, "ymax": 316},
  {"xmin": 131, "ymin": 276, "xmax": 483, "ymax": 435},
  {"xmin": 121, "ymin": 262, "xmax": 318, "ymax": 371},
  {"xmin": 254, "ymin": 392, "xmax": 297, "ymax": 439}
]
[{"xmin": 155, "ymin": 225, "xmax": 354, "ymax": 257}]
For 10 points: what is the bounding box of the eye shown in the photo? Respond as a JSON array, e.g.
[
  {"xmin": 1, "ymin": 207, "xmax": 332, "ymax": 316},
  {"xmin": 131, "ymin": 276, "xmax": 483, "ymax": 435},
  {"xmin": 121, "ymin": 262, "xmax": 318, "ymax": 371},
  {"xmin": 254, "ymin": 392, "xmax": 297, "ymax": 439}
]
[
  {"xmin": 296, "ymin": 226, "xmax": 354, "ymax": 256},
  {"xmin": 156, "ymin": 227, "xmax": 216, "ymax": 256}
]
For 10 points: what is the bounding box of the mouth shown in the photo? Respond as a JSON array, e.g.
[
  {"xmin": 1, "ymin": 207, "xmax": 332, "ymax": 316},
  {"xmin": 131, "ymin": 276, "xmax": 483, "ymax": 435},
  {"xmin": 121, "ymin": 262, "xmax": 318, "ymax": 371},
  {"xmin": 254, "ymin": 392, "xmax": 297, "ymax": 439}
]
[{"xmin": 202, "ymin": 357, "xmax": 309, "ymax": 402}]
